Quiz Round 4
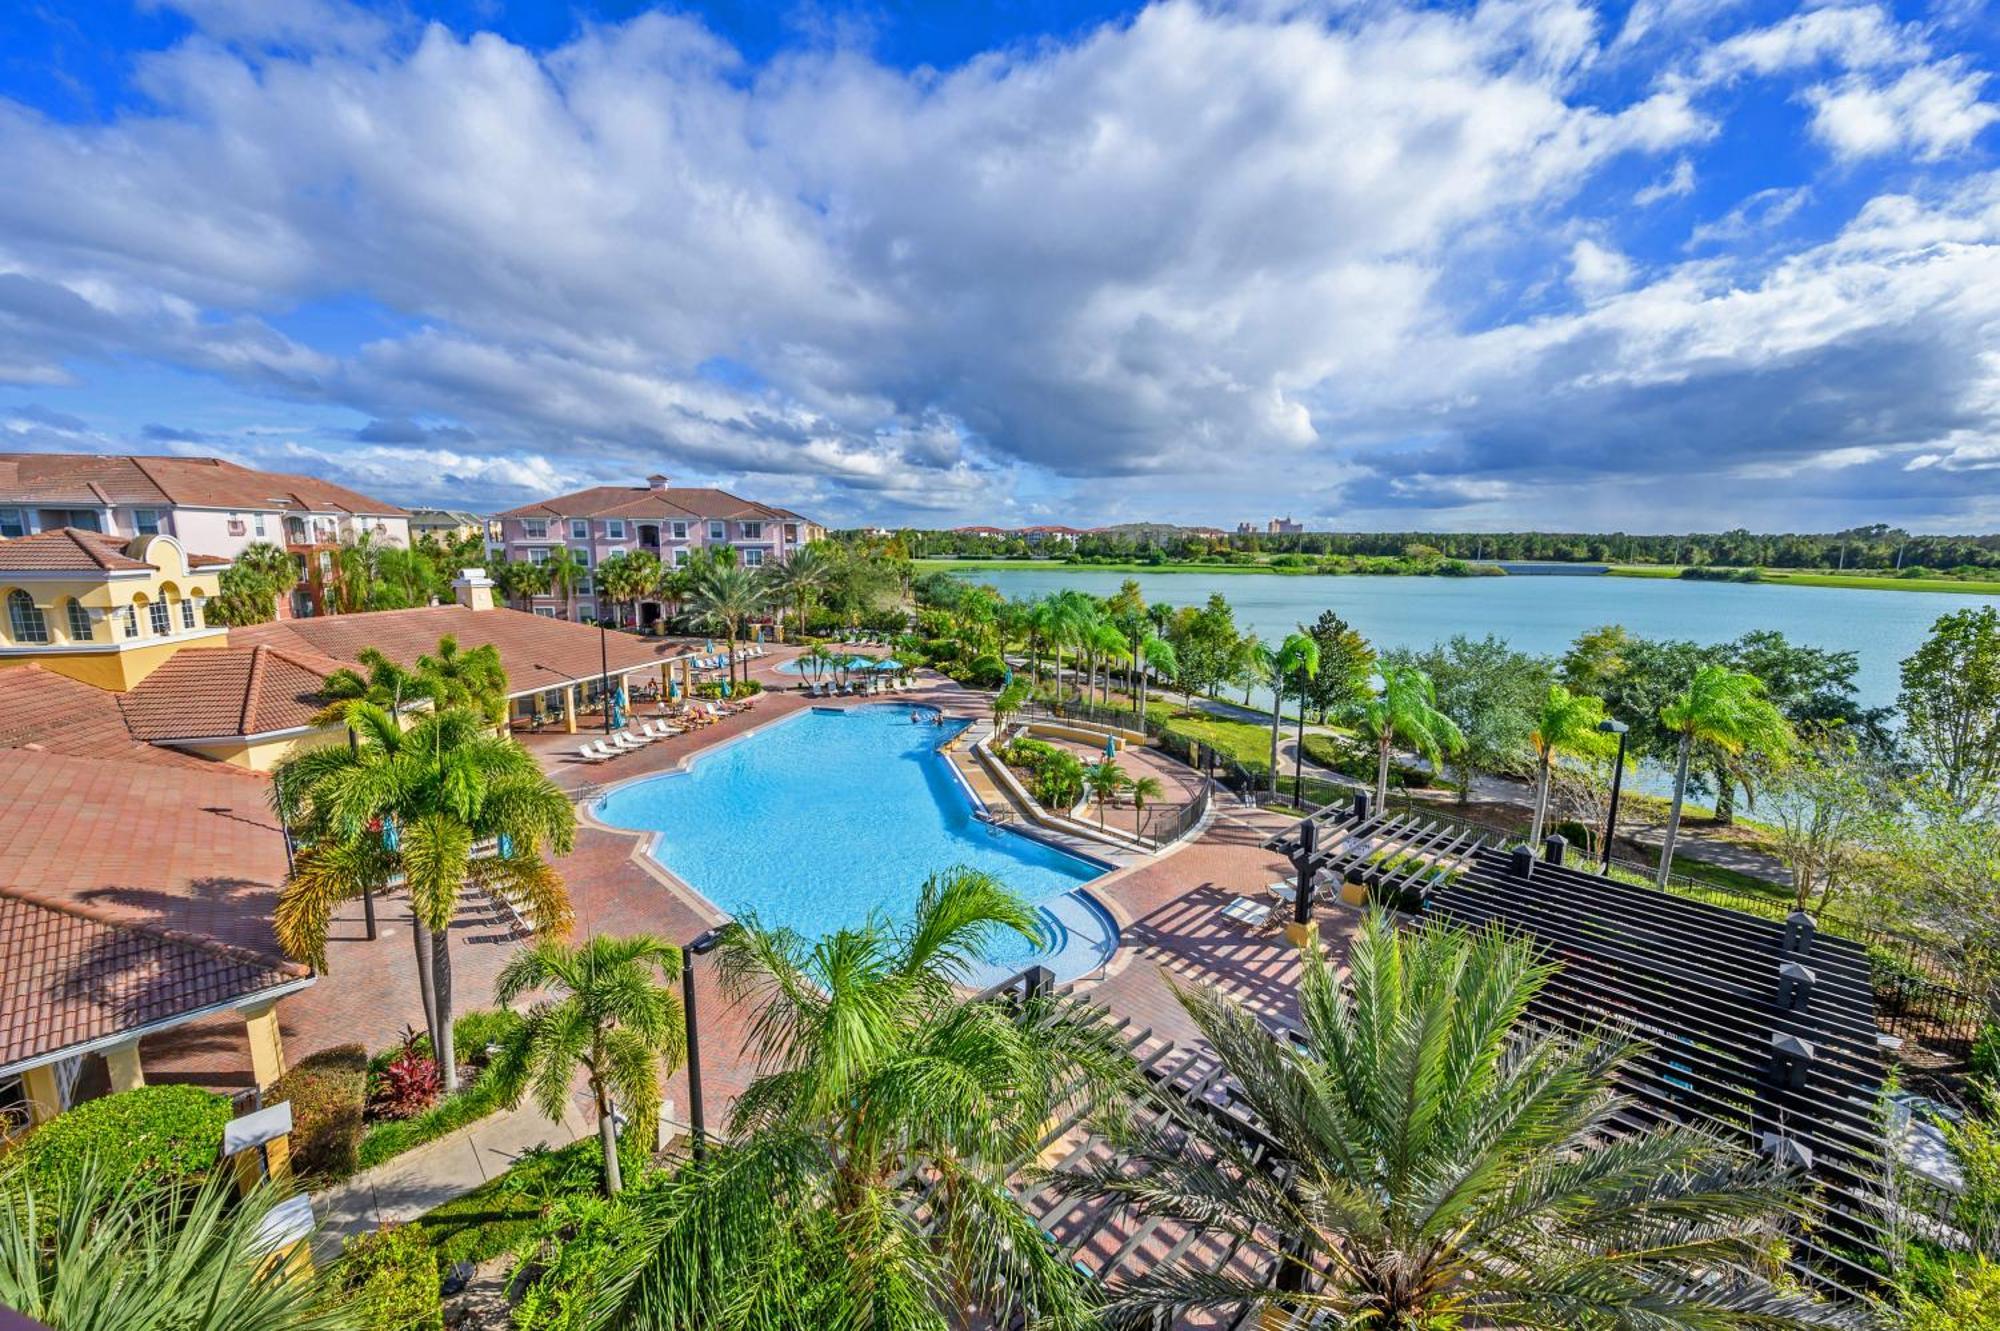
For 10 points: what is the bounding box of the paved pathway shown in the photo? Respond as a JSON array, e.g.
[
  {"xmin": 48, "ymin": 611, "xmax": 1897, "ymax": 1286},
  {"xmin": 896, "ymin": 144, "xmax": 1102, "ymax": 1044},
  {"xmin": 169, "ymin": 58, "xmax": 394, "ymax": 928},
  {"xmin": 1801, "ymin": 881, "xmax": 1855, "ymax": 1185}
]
[{"xmin": 311, "ymin": 1092, "xmax": 596, "ymax": 1257}]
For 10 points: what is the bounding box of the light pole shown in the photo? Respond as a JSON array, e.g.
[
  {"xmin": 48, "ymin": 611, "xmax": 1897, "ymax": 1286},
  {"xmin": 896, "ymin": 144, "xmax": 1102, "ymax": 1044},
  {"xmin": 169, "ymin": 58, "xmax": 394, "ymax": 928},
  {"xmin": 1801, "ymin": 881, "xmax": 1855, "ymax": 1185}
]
[
  {"xmin": 681, "ymin": 928, "xmax": 724, "ymax": 1160},
  {"xmin": 598, "ymin": 620, "xmax": 613, "ymax": 735},
  {"xmin": 1597, "ymin": 718, "xmax": 1629, "ymax": 874}
]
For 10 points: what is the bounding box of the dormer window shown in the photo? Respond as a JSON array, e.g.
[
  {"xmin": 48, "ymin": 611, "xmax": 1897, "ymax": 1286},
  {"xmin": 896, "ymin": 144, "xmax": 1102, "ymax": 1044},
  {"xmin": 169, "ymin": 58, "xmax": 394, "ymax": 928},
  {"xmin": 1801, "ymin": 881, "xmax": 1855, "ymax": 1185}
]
[{"xmin": 133, "ymin": 508, "xmax": 162, "ymax": 536}]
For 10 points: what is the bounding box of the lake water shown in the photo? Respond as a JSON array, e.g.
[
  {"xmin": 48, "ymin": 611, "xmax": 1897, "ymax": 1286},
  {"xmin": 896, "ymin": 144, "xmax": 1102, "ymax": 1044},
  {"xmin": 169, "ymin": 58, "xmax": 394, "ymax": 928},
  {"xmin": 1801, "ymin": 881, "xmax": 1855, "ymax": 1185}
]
[{"xmin": 944, "ymin": 565, "xmax": 2000, "ymax": 716}]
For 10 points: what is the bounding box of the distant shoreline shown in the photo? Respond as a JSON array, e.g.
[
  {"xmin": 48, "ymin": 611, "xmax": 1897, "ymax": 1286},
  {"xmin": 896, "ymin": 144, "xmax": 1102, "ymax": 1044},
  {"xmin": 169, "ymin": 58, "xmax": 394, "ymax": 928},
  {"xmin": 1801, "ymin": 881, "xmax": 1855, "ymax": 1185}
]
[{"xmin": 915, "ymin": 557, "xmax": 2000, "ymax": 596}]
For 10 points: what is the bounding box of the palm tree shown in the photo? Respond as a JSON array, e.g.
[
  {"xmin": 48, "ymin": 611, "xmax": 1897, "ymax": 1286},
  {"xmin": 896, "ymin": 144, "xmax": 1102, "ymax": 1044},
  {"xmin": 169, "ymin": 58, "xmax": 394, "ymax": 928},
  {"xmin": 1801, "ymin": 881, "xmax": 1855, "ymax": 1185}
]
[
  {"xmin": 416, "ymin": 634, "xmax": 508, "ymax": 725},
  {"xmin": 1527, "ymin": 683, "xmax": 1613, "ymax": 848},
  {"xmin": 1092, "ymin": 619, "xmax": 1131, "ymax": 709},
  {"xmin": 543, "ymin": 544, "xmax": 588, "ymax": 623},
  {"xmin": 799, "ymin": 641, "xmax": 837, "ymax": 685},
  {"xmin": 595, "ymin": 550, "xmax": 661, "ymax": 630},
  {"xmin": 212, "ymin": 539, "xmax": 301, "ymax": 625},
  {"xmin": 492, "ymin": 558, "xmax": 551, "ymax": 611},
  {"xmin": 313, "ymin": 647, "xmax": 436, "ymax": 728},
  {"xmin": 1234, "ymin": 631, "xmax": 1270, "ymax": 707},
  {"xmin": 595, "ymin": 871, "xmax": 1129, "ymax": 1327},
  {"xmin": 1270, "ymin": 632, "xmax": 1319, "ymax": 800},
  {"xmin": 272, "ymin": 706, "xmax": 577, "ymax": 1092},
  {"xmin": 0, "ymin": 1157, "xmax": 354, "ymax": 1330},
  {"xmin": 1044, "ymin": 588, "xmax": 1094, "ymax": 696},
  {"xmin": 1128, "ymin": 773, "xmax": 1165, "ymax": 834},
  {"xmin": 1084, "ymin": 759, "xmax": 1130, "ymax": 827},
  {"xmin": 992, "ymin": 676, "xmax": 1030, "ymax": 732},
  {"xmin": 1135, "ymin": 631, "xmax": 1177, "ymax": 721},
  {"xmin": 1348, "ymin": 665, "xmax": 1465, "ymax": 810},
  {"xmin": 490, "ymin": 934, "xmax": 685, "ymax": 1196},
  {"xmin": 760, "ymin": 543, "xmax": 832, "ymax": 632},
  {"xmin": 1656, "ymin": 665, "xmax": 1793, "ymax": 886},
  {"xmin": 1066, "ymin": 910, "xmax": 1855, "ymax": 1330},
  {"xmin": 684, "ymin": 557, "xmax": 767, "ymax": 686}
]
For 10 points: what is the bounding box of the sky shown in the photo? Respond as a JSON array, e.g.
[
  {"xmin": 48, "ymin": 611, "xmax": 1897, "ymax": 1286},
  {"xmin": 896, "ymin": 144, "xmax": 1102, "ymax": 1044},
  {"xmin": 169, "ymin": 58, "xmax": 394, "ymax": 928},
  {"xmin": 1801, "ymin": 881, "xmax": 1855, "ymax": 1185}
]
[{"xmin": 0, "ymin": 0, "xmax": 1996, "ymax": 533}]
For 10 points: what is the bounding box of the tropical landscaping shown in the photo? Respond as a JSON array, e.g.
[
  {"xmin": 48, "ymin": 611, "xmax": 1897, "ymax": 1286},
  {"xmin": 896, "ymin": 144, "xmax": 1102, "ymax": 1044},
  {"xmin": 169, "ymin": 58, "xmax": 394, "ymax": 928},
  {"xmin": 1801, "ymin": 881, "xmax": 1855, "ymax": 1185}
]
[{"xmin": 6, "ymin": 541, "xmax": 2000, "ymax": 1330}]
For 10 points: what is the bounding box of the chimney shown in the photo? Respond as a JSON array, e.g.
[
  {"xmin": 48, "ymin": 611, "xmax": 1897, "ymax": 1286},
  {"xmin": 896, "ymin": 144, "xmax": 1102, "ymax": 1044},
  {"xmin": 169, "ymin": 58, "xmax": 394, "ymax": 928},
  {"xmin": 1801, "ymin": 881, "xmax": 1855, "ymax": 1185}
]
[
  {"xmin": 646, "ymin": 473, "xmax": 670, "ymax": 491},
  {"xmin": 453, "ymin": 567, "xmax": 495, "ymax": 612}
]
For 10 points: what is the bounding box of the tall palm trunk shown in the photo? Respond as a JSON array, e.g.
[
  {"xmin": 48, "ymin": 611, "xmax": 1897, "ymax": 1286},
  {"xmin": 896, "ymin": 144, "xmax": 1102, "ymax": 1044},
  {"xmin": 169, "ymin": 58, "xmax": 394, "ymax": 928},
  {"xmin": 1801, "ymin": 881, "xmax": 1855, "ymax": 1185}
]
[
  {"xmin": 1375, "ymin": 731, "xmax": 1392, "ymax": 809},
  {"xmin": 1268, "ymin": 694, "xmax": 1284, "ymax": 795},
  {"xmin": 1293, "ymin": 673, "xmax": 1309, "ymax": 806},
  {"xmin": 1529, "ymin": 752, "xmax": 1552, "ymax": 847},
  {"xmin": 1657, "ymin": 732, "xmax": 1694, "ymax": 888},
  {"xmin": 432, "ymin": 936, "xmax": 459, "ymax": 1094},
  {"xmin": 412, "ymin": 916, "xmax": 441, "ymax": 1065},
  {"xmin": 594, "ymin": 1071, "xmax": 624, "ymax": 1195}
]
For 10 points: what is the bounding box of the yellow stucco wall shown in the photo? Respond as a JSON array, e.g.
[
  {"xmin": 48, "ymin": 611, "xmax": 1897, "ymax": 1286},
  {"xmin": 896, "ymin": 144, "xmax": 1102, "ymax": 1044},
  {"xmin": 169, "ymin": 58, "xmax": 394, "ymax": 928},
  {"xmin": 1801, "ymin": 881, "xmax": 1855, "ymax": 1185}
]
[
  {"xmin": 0, "ymin": 534, "xmax": 227, "ymax": 690},
  {"xmin": 180, "ymin": 722, "xmax": 344, "ymax": 771}
]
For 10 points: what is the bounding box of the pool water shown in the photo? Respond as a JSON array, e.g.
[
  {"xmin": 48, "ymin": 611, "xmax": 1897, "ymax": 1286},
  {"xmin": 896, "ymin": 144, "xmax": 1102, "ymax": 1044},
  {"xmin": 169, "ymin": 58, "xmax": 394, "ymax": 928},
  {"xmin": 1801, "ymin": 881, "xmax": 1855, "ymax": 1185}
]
[
  {"xmin": 592, "ymin": 705, "xmax": 1112, "ymax": 982},
  {"xmin": 775, "ymin": 655, "xmax": 902, "ymax": 675}
]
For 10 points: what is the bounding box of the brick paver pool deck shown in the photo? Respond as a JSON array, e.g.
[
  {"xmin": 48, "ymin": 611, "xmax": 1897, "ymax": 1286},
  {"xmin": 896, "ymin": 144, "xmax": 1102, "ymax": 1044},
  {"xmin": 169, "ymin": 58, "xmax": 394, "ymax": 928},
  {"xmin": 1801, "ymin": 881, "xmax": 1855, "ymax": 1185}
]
[{"xmin": 149, "ymin": 650, "xmax": 1346, "ymax": 1152}]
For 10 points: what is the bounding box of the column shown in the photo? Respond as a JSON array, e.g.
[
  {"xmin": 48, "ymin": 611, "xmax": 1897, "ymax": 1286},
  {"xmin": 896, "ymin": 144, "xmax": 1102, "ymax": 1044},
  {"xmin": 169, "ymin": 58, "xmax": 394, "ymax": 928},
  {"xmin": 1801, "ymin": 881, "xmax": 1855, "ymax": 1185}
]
[
  {"xmin": 21, "ymin": 1064, "xmax": 62, "ymax": 1125},
  {"xmin": 105, "ymin": 1039, "xmax": 145, "ymax": 1093},
  {"xmin": 564, "ymin": 684, "xmax": 578, "ymax": 735},
  {"xmin": 242, "ymin": 1000, "xmax": 287, "ymax": 1091}
]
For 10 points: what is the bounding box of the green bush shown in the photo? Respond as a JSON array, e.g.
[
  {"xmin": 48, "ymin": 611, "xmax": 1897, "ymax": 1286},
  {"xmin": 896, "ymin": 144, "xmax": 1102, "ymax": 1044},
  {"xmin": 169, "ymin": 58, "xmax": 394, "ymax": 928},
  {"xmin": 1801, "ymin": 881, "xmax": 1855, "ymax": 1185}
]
[
  {"xmin": 269, "ymin": 1043, "xmax": 367, "ymax": 1181},
  {"xmin": 692, "ymin": 677, "xmax": 763, "ymax": 700},
  {"xmin": 341, "ymin": 1223, "xmax": 444, "ymax": 1331},
  {"xmin": 1299, "ymin": 733, "xmax": 1424, "ymax": 789},
  {"xmin": 9, "ymin": 1084, "xmax": 230, "ymax": 1198},
  {"xmin": 357, "ymin": 1010, "xmax": 525, "ymax": 1171},
  {"xmin": 1973, "ymin": 1023, "xmax": 2000, "ymax": 1082},
  {"xmin": 509, "ymin": 1192, "xmax": 642, "ymax": 1331},
  {"xmin": 1900, "ymin": 1253, "xmax": 2000, "ymax": 1330},
  {"xmin": 957, "ymin": 653, "xmax": 1007, "ymax": 689}
]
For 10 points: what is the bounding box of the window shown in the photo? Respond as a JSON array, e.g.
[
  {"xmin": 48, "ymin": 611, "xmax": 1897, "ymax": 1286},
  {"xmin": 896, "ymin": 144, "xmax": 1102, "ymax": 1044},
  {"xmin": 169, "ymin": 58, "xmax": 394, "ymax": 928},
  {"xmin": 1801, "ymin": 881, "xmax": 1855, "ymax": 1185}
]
[
  {"xmin": 189, "ymin": 596, "xmax": 205, "ymax": 629},
  {"xmin": 742, "ymin": 521, "xmax": 763, "ymax": 540},
  {"xmin": 254, "ymin": 513, "xmax": 267, "ymax": 537},
  {"xmin": 66, "ymin": 599, "xmax": 93, "ymax": 641},
  {"xmin": 43, "ymin": 508, "xmax": 101, "ymax": 532},
  {"xmin": 570, "ymin": 519, "xmax": 589, "ymax": 540},
  {"xmin": 7, "ymin": 591, "xmax": 48, "ymax": 644},
  {"xmin": 785, "ymin": 523, "xmax": 799, "ymax": 542},
  {"xmin": 576, "ymin": 576, "xmax": 592, "ymax": 596},
  {"xmin": 528, "ymin": 547, "xmax": 552, "ymax": 565},
  {"xmin": 708, "ymin": 521, "xmax": 725, "ymax": 541},
  {"xmin": 670, "ymin": 521, "xmax": 688, "ymax": 540},
  {"xmin": 181, "ymin": 597, "xmax": 197, "ymax": 630},
  {"xmin": 0, "ymin": 509, "xmax": 23, "ymax": 539},
  {"xmin": 533, "ymin": 606, "xmax": 557, "ymax": 618},
  {"xmin": 119, "ymin": 605, "xmax": 138, "ymax": 639},
  {"xmin": 523, "ymin": 519, "xmax": 549, "ymax": 540},
  {"xmin": 744, "ymin": 547, "xmax": 765, "ymax": 567},
  {"xmin": 133, "ymin": 508, "xmax": 162, "ymax": 535},
  {"xmin": 674, "ymin": 548, "xmax": 690, "ymax": 567},
  {"xmin": 576, "ymin": 545, "xmax": 592, "ymax": 567},
  {"xmin": 605, "ymin": 520, "xmax": 626, "ymax": 540},
  {"xmin": 150, "ymin": 599, "xmax": 171, "ymax": 636},
  {"xmin": 227, "ymin": 511, "xmax": 245, "ymax": 536}
]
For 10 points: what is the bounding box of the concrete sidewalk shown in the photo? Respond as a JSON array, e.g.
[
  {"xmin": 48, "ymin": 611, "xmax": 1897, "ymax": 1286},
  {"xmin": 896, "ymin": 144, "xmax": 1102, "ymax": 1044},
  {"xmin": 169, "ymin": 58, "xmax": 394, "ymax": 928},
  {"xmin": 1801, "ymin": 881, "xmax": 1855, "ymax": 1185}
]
[{"xmin": 311, "ymin": 1093, "xmax": 596, "ymax": 1257}]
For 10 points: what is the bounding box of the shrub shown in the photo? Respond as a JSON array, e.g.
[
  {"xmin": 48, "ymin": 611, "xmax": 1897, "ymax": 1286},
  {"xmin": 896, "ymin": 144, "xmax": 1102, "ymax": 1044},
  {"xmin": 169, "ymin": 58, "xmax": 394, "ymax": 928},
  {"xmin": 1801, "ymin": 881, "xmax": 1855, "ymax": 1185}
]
[
  {"xmin": 693, "ymin": 677, "xmax": 762, "ymax": 699},
  {"xmin": 9, "ymin": 1084, "xmax": 230, "ymax": 1199},
  {"xmin": 269, "ymin": 1043, "xmax": 367, "ymax": 1181},
  {"xmin": 341, "ymin": 1223, "xmax": 444, "ymax": 1331},
  {"xmin": 1974, "ymin": 1023, "xmax": 2000, "ymax": 1082},
  {"xmin": 371, "ymin": 1028, "xmax": 443, "ymax": 1120},
  {"xmin": 958, "ymin": 653, "xmax": 1007, "ymax": 689},
  {"xmin": 509, "ymin": 1192, "xmax": 641, "ymax": 1331},
  {"xmin": 921, "ymin": 637, "xmax": 962, "ymax": 665},
  {"xmin": 1900, "ymin": 1253, "xmax": 2000, "ymax": 1330}
]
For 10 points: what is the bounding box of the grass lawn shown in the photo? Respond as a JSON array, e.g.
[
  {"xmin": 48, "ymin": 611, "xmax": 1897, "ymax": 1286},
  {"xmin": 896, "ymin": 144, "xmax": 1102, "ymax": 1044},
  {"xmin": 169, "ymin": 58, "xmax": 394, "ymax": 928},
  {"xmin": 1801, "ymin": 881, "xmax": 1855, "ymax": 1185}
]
[{"xmin": 1607, "ymin": 564, "xmax": 2000, "ymax": 595}]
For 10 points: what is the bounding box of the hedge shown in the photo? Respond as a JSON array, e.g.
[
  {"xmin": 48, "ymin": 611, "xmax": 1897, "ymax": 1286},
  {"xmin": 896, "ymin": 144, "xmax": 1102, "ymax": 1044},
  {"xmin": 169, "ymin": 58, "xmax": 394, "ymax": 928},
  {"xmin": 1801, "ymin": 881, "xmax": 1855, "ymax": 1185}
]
[
  {"xmin": 341, "ymin": 1223, "xmax": 444, "ymax": 1331},
  {"xmin": 8, "ymin": 1084, "xmax": 231, "ymax": 1198},
  {"xmin": 268, "ymin": 1043, "xmax": 367, "ymax": 1181}
]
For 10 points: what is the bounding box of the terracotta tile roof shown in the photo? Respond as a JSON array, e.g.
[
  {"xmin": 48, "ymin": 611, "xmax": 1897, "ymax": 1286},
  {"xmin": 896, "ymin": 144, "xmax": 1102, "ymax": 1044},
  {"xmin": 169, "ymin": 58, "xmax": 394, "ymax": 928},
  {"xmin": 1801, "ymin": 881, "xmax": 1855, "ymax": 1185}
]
[
  {"xmin": 119, "ymin": 645, "xmax": 341, "ymax": 741},
  {"xmin": 0, "ymin": 883, "xmax": 309, "ymax": 1072},
  {"xmin": 0, "ymin": 527, "xmax": 232, "ymax": 573},
  {"xmin": 231, "ymin": 603, "xmax": 699, "ymax": 698},
  {"xmin": 491, "ymin": 482, "xmax": 815, "ymax": 527},
  {"xmin": 0, "ymin": 749, "xmax": 288, "ymax": 956},
  {"xmin": 0, "ymin": 453, "xmax": 408, "ymax": 518},
  {"xmin": 0, "ymin": 666, "xmax": 232, "ymax": 770}
]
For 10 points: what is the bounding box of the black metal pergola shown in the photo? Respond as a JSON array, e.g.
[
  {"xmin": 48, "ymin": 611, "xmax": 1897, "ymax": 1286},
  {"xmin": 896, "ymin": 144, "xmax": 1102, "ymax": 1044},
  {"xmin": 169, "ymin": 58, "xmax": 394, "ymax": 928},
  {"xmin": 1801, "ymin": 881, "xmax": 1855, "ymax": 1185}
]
[{"xmin": 1262, "ymin": 797, "xmax": 1895, "ymax": 1301}]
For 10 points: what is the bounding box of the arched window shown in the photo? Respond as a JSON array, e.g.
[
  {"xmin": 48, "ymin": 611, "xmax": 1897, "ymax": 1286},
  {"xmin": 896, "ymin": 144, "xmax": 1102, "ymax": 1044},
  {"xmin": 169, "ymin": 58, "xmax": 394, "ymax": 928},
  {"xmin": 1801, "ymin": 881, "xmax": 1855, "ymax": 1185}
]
[
  {"xmin": 7, "ymin": 590, "xmax": 48, "ymax": 644},
  {"xmin": 181, "ymin": 596, "xmax": 197, "ymax": 630},
  {"xmin": 149, "ymin": 597, "xmax": 171, "ymax": 636},
  {"xmin": 188, "ymin": 594, "xmax": 205, "ymax": 630},
  {"xmin": 119, "ymin": 604, "xmax": 139, "ymax": 639},
  {"xmin": 65, "ymin": 599, "xmax": 92, "ymax": 642}
]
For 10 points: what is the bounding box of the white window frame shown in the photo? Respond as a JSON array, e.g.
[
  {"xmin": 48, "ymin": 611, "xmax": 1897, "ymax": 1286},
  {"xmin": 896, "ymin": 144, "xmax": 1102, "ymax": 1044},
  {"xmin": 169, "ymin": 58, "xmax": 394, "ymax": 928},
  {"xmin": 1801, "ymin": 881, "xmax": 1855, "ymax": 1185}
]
[
  {"xmin": 569, "ymin": 518, "xmax": 589, "ymax": 541},
  {"xmin": 66, "ymin": 599, "xmax": 93, "ymax": 641},
  {"xmin": 674, "ymin": 548, "xmax": 690, "ymax": 567},
  {"xmin": 670, "ymin": 521, "xmax": 688, "ymax": 541},
  {"xmin": 181, "ymin": 597, "xmax": 197, "ymax": 630},
  {"xmin": 742, "ymin": 521, "xmax": 763, "ymax": 540},
  {"xmin": 522, "ymin": 519, "xmax": 549, "ymax": 540},
  {"xmin": 8, "ymin": 591, "xmax": 49, "ymax": 645},
  {"xmin": 132, "ymin": 508, "xmax": 162, "ymax": 536},
  {"xmin": 744, "ymin": 547, "xmax": 766, "ymax": 567},
  {"xmin": 533, "ymin": 606, "xmax": 558, "ymax": 618},
  {"xmin": 0, "ymin": 508, "xmax": 23, "ymax": 539},
  {"xmin": 528, "ymin": 547, "xmax": 552, "ymax": 566},
  {"xmin": 708, "ymin": 521, "xmax": 725, "ymax": 541},
  {"xmin": 149, "ymin": 599, "xmax": 171, "ymax": 636},
  {"xmin": 254, "ymin": 513, "xmax": 267, "ymax": 537}
]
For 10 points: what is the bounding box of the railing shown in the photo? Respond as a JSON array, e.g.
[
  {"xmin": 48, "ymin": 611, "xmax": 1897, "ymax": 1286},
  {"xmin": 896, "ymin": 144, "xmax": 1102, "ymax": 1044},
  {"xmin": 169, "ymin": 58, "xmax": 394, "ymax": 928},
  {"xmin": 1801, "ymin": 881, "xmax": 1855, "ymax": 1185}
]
[{"xmin": 1013, "ymin": 696, "xmax": 1223, "ymax": 846}]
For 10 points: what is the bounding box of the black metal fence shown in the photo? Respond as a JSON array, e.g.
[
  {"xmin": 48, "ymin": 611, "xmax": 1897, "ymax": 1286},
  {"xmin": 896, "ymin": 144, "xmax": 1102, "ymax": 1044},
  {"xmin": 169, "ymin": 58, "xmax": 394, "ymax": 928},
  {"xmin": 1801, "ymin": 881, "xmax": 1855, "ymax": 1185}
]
[{"xmin": 1011, "ymin": 696, "xmax": 1219, "ymax": 847}]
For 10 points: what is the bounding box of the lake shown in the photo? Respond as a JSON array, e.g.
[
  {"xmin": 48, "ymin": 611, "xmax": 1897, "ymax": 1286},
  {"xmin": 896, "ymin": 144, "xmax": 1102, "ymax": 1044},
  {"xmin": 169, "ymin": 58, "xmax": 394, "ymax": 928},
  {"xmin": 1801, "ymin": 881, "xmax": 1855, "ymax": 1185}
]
[{"xmin": 941, "ymin": 565, "xmax": 2000, "ymax": 716}]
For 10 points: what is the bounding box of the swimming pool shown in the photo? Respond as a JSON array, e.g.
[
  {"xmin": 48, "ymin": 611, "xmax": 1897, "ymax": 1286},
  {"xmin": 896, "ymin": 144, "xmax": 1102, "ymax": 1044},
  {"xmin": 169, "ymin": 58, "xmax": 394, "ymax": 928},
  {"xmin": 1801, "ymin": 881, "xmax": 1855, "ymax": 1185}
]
[
  {"xmin": 775, "ymin": 655, "xmax": 902, "ymax": 675},
  {"xmin": 592, "ymin": 705, "xmax": 1116, "ymax": 985}
]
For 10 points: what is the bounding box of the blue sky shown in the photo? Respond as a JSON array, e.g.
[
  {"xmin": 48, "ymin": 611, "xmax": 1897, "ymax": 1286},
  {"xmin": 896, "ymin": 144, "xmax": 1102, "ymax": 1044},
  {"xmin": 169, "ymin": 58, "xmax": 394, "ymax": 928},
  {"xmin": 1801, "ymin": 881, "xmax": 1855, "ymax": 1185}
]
[{"xmin": 1, "ymin": 0, "xmax": 1996, "ymax": 532}]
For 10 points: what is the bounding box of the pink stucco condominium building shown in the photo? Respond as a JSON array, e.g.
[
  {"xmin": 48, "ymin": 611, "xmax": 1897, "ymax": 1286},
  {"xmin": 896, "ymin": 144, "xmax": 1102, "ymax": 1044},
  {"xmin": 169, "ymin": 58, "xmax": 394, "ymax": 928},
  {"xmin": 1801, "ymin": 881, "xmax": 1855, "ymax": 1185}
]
[
  {"xmin": 0, "ymin": 453, "xmax": 411, "ymax": 619},
  {"xmin": 488, "ymin": 474, "xmax": 823, "ymax": 624}
]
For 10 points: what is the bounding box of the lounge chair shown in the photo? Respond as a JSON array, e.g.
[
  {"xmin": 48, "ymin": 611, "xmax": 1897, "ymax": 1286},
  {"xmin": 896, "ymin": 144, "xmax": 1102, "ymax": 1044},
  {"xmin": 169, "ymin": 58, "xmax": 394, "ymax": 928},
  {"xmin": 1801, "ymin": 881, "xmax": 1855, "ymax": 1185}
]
[
  {"xmin": 585, "ymin": 739, "xmax": 618, "ymax": 760},
  {"xmin": 1265, "ymin": 880, "xmax": 1299, "ymax": 904},
  {"xmin": 610, "ymin": 732, "xmax": 646, "ymax": 751},
  {"xmin": 1218, "ymin": 896, "xmax": 1271, "ymax": 928},
  {"xmin": 577, "ymin": 743, "xmax": 607, "ymax": 764}
]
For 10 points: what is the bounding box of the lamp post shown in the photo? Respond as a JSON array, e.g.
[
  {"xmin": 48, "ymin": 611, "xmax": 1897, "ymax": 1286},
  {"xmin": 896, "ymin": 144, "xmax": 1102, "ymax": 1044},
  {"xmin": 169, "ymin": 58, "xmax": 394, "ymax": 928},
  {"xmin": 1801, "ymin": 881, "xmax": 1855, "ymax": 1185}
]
[
  {"xmin": 598, "ymin": 620, "xmax": 613, "ymax": 735},
  {"xmin": 1597, "ymin": 718, "xmax": 1629, "ymax": 874},
  {"xmin": 681, "ymin": 927, "xmax": 724, "ymax": 1160}
]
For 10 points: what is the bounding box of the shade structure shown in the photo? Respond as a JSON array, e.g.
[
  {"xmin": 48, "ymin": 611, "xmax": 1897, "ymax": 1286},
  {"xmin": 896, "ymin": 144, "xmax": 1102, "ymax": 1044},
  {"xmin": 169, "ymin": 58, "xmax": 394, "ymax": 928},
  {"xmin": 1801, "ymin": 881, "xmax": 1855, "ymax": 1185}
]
[{"xmin": 1265, "ymin": 800, "xmax": 1893, "ymax": 1306}]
